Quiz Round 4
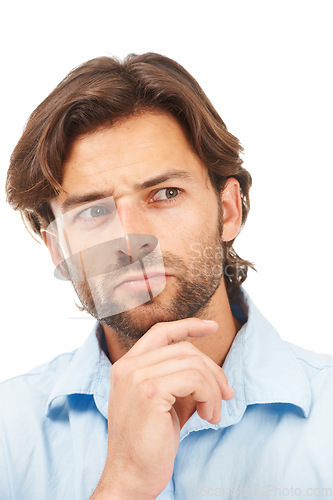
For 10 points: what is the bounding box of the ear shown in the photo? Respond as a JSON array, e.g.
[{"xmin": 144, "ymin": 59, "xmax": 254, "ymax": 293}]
[
  {"xmin": 41, "ymin": 228, "xmax": 70, "ymax": 280},
  {"xmin": 220, "ymin": 177, "xmax": 243, "ymax": 242}
]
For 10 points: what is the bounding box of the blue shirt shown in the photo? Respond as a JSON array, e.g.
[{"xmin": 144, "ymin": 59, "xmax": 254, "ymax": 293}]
[{"xmin": 1, "ymin": 286, "xmax": 333, "ymax": 499}]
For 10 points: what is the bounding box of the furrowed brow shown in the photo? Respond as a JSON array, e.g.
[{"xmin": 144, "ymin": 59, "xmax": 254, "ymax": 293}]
[
  {"xmin": 59, "ymin": 169, "xmax": 196, "ymax": 212},
  {"xmin": 134, "ymin": 169, "xmax": 196, "ymax": 190},
  {"xmin": 60, "ymin": 191, "xmax": 113, "ymax": 212}
]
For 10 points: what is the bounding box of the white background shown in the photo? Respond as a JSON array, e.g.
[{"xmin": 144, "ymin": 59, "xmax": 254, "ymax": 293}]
[{"xmin": 1, "ymin": 0, "xmax": 332, "ymax": 382}]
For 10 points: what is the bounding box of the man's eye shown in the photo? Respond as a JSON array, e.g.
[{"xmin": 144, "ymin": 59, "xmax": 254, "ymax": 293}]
[
  {"xmin": 150, "ymin": 188, "xmax": 180, "ymax": 202},
  {"xmin": 76, "ymin": 205, "xmax": 109, "ymax": 221}
]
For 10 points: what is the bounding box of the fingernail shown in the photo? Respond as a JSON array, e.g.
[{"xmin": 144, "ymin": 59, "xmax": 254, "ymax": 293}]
[
  {"xmin": 202, "ymin": 320, "xmax": 218, "ymax": 332},
  {"xmin": 202, "ymin": 320, "xmax": 218, "ymax": 329}
]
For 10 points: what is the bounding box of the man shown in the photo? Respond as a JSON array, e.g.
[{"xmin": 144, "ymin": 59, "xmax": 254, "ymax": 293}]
[{"xmin": 2, "ymin": 54, "xmax": 333, "ymax": 499}]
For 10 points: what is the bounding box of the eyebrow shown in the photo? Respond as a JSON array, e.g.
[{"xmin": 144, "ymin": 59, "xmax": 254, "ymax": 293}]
[
  {"xmin": 60, "ymin": 169, "xmax": 196, "ymax": 212},
  {"xmin": 134, "ymin": 169, "xmax": 195, "ymax": 190}
]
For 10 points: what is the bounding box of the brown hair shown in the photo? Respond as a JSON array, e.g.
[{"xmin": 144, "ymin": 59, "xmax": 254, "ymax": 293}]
[{"xmin": 5, "ymin": 53, "xmax": 256, "ymax": 302}]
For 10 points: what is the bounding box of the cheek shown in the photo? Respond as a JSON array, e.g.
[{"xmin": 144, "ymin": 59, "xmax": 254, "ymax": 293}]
[
  {"xmin": 157, "ymin": 219, "xmax": 213, "ymax": 258},
  {"xmin": 149, "ymin": 194, "xmax": 220, "ymax": 252}
]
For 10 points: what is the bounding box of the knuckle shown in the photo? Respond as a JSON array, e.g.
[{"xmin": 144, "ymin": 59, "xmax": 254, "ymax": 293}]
[
  {"xmin": 180, "ymin": 341, "xmax": 197, "ymax": 355},
  {"xmin": 129, "ymin": 368, "xmax": 143, "ymax": 387},
  {"xmin": 191, "ymin": 354, "xmax": 205, "ymax": 368},
  {"xmin": 110, "ymin": 360, "xmax": 123, "ymax": 380},
  {"xmin": 111, "ymin": 357, "xmax": 138, "ymax": 385},
  {"xmin": 189, "ymin": 368, "xmax": 203, "ymax": 384},
  {"xmin": 219, "ymin": 367, "xmax": 228, "ymax": 384},
  {"xmin": 149, "ymin": 322, "xmax": 165, "ymax": 332},
  {"xmin": 138, "ymin": 379, "xmax": 157, "ymax": 400},
  {"xmin": 112, "ymin": 357, "xmax": 130, "ymax": 375}
]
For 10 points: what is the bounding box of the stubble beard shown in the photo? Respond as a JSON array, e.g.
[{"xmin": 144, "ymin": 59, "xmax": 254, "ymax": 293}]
[{"xmin": 71, "ymin": 209, "xmax": 224, "ymax": 347}]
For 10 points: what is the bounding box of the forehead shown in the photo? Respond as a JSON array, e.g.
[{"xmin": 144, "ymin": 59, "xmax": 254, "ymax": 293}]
[{"xmin": 55, "ymin": 111, "xmax": 209, "ymax": 207}]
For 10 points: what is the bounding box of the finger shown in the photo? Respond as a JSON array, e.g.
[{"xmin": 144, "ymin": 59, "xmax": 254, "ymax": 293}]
[
  {"xmin": 122, "ymin": 341, "xmax": 234, "ymax": 400},
  {"xmin": 124, "ymin": 318, "xmax": 218, "ymax": 357},
  {"xmin": 146, "ymin": 370, "xmax": 216, "ymax": 423},
  {"xmin": 134, "ymin": 355, "xmax": 222, "ymax": 420}
]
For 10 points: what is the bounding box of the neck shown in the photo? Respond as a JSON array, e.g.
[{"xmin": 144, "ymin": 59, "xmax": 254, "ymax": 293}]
[
  {"xmin": 171, "ymin": 283, "xmax": 242, "ymax": 428},
  {"xmin": 103, "ymin": 281, "xmax": 243, "ymax": 429}
]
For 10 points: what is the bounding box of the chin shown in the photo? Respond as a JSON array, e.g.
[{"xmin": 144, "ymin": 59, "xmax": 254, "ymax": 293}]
[
  {"xmin": 126, "ymin": 293, "xmax": 177, "ymax": 321},
  {"xmin": 100, "ymin": 291, "xmax": 183, "ymax": 340}
]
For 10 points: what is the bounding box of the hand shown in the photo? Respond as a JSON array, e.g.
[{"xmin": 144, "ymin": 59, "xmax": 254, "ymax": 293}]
[{"xmin": 91, "ymin": 318, "xmax": 234, "ymax": 500}]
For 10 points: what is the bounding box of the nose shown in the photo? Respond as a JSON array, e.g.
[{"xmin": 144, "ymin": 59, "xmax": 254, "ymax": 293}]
[
  {"xmin": 115, "ymin": 234, "xmax": 158, "ymax": 263},
  {"xmin": 113, "ymin": 202, "xmax": 157, "ymax": 262}
]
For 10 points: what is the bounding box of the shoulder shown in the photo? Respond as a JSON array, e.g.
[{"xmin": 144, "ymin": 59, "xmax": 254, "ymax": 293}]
[
  {"xmin": 285, "ymin": 341, "xmax": 333, "ymax": 374},
  {"xmin": 285, "ymin": 341, "xmax": 333, "ymax": 409},
  {"xmin": 0, "ymin": 350, "xmax": 76, "ymax": 422},
  {"xmin": 0, "ymin": 349, "xmax": 77, "ymax": 392}
]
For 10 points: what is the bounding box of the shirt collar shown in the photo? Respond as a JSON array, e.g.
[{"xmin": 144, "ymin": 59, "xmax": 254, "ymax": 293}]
[
  {"xmin": 46, "ymin": 322, "xmax": 111, "ymax": 419},
  {"xmin": 46, "ymin": 287, "xmax": 312, "ymax": 430},
  {"xmin": 180, "ymin": 287, "xmax": 312, "ymax": 439}
]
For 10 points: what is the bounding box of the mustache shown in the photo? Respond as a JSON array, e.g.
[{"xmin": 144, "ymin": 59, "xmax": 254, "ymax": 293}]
[
  {"xmin": 102, "ymin": 252, "xmax": 187, "ymax": 285},
  {"xmin": 55, "ymin": 235, "xmax": 161, "ymax": 282},
  {"xmin": 58, "ymin": 241, "xmax": 188, "ymax": 284}
]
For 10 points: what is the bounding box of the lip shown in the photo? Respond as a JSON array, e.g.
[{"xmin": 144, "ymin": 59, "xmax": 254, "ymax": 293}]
[{"xmin": 115, "ymin": 272, "xmax": 172, "ymax": 290}]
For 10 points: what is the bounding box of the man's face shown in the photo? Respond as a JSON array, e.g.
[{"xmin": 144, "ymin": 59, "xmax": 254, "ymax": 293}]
[{"xmin": 50, "ymin": 112, "xmax": 228, "ymax": 342}]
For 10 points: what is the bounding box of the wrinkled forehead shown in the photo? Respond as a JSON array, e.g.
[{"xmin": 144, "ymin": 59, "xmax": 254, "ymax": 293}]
[
  {"xmin": 52, "ymin": 112, "xmax": 210, "ymax": 211},
  {"xmin": 51, "ymin": 169, "xmax": 202, "ymax": 220}
]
